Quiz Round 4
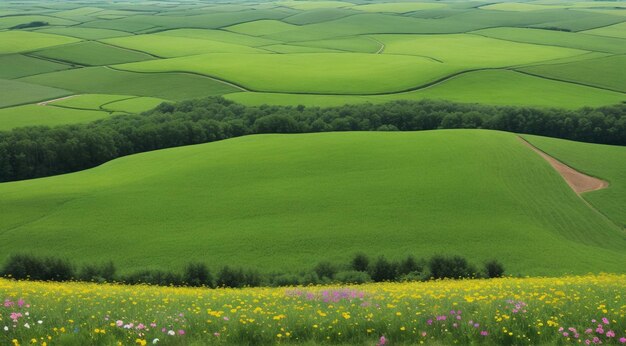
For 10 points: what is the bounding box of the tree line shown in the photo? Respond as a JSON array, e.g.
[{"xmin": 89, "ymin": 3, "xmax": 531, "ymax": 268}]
[
  {"xmin": 1, "ymin": 253, "xmax": 504, "ymax": 288},
  {"xmin": 0, "ymin": 97, "xmax": 623, "ymax": 182}
]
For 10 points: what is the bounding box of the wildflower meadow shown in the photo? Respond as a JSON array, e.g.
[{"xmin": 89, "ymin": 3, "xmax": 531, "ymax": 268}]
[{"xmin": 1, "ymin": 274, "xmax": 625, "ymax": 345}]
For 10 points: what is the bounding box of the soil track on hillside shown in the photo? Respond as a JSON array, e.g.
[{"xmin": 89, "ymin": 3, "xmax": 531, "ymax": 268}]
[
  {"xmin": 518, "ymin": 137, "xmax": 608, "ymax": 194},
  {"xmin": 37, "ymin": 95, "xmax": 78, "ymax": 106}
]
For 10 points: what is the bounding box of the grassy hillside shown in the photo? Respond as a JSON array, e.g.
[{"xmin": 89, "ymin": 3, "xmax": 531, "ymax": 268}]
[
  {"xmin": 523, "ymin": 135, "xmax": 626, "ymax": 229},
  {"xmin": 0, "ymin": 130, "xmax": 624, "ymax": 275}
]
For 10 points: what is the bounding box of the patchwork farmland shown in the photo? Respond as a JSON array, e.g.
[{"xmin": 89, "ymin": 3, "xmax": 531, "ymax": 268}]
[
  {"xmin": 0, "ymin": 0, "xmax": 625, "ymax": 345},
  {"xmin": 1, "ymin": 0, "xmax": 625, "ymax": 128}
]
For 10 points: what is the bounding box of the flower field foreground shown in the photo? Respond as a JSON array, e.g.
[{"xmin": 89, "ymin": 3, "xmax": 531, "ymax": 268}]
[{"xmin": 1, "ymin": 274, "xmax": 625, "ymax": 345}]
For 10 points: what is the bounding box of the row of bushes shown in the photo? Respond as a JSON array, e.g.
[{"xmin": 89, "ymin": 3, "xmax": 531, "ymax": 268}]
[
  {"xmin": 0, "ymin": 253, "xmax": 504, "ymax": 288},
  {"xmin": 1, "ymin": 97, "xmax": 624, "ymax": 182}
]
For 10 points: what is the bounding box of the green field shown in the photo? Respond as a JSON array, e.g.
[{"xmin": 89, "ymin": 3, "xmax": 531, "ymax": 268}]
[
  {"xmin": 1, "ymin": 0, "xmax": 624, "ymax": 128},
  {"xmin": 0, "ymin": 31, "xmax": 80, "ymax": 55},
  {"xmin": 31, "ymin": 41, "xmax": 156, "ymax": 66},
  {"xmin": 0, "ymin": 54, "xmax": 70, "ymax": 79},
  {"xmin": 0, "ymin": 130, "xmax": 623, "ymax": 275},
  {"xmin": 518, "ymin": 55, "xmax": 626, "ymax": 92},
  {"xmin": 0, "ymin": 79, "xmax": 71, "ymax": 108},
  {"xmin": 0, "ymin": 104, "xmax": 110, "ymax": 131},
  {"xmin": 523, "ymin": 135, "xmax": 626, "ymax": 228},
  {"xmin": 226, "ymin": 70, "xmax": 626, "ymax": 108},
  {"xmin": 19, "ymin": 67, "xmax": 240, "ymax": 100},
  {"xmin": 116, "ymin": 52, "xmax": 451, "ymax": 94}
]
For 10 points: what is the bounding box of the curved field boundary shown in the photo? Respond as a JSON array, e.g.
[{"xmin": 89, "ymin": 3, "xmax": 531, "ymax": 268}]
[
  {"xmin": 104, "ymin": 65, "xmax": 248, "ymax": 92},
  {"xmin": 518, "ymin": 136, "xmax": 608, "ymax": 194}
]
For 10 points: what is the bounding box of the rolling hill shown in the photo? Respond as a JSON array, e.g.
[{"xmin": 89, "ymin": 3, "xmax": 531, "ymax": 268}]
[{"xmin": 0, "ymin": 130, "xmax": 623, "ymax": 275}]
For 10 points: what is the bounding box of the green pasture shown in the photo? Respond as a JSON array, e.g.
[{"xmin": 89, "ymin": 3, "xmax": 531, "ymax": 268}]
[
  {"xmin": 351, "ymin": 2, "xmax": 447, "ymax": 13},
  {"xmin": 582, "ymin": 22, "xmax": 626, "ymax": 39},
  {"xmin": 226, "ymin": 70, "xmax": 625, "ymax": 108},
  {"xmin": 101, "ymin": 96, "xmax": 168, "ymax": 113},
  {"xmin": 519, "ymin": 55, "xmax": 626, "ymax": 92},
  {"xmin": 0, "ymin": 104, "xmax": 110, "ymax": 131},
  {"xmin": 0, "ymin": 31, "xmax": 80, "ymax": 55},
  {"xmin": 523, "ymin": 135, "xmax": 626, "ymax": 229},
  {"xmin": 282, "ymin": 8, "xmax": 357, "ymax": 24},
  {"xmin": 473, "ymin": 27, "xmax": 626, "ymax": 54},
  {"xmin": 31, "ymin": 41, "xmax": 156, "ymax": 66},
  {"xmin": 34, "ymin": 26, "xmax": 132, "ymax": 40},
  {"xmin": 0, "ymin": 54, "xmax": 70, "ymax": 79},
  {"xmin": 0, "ymin": 15, "xmax": 78, "ymax": 29},
  {"xmin": 155, "ymin": 29, "xmax": 279, "ymax": 47},
  {"xmin": 225, "ymin": 19, "xmax": 299, "ymax": 36},
  {"xmin": 115, "ymin": 52, "xmax": 453, "ymax": 94},
  {"xmin": 102, "ymin": 35, "xmax": 269, "ymax": 58},
  {"xmin": 275, "ymin": 1, "xmax": 353, "ymax": 10},
  {"xmin": 0, "ymin": 130, "xmax": 624, "ymax": 275},
  {"xmin": 378, "ymin": 70, "xmax": 626, "ymax": 108},
  {"xmin": 19, "ymin": 67, "xmax": 239, "ymax": 100},
  {"xmin": 375, "ymin": 33, "xmax": 586, "ymax": 66},
  {"xmin": 51, "ymin": 94, "xmax": 132, "ymax": 110},
  {"xmin": 291, "ymin": 36, "xmax": 381, "ymax": 53},
  {"xmin": 0, "ymin": 79, "xmax": 71, "ymax": 108}
]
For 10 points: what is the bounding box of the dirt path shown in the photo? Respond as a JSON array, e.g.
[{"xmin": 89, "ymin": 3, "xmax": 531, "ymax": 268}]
[
  {"xmin": 37, "ymin": 95, "xmax": 79, "ymax": 106},
  {"xmin": 518, "ymin": 136, "xmax": 608, "ymax": 194}
]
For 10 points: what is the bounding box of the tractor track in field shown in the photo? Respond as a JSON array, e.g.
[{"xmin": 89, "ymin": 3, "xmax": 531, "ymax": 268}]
[
  {"xmin": 518, "ymin": 136, "xmax": 608, "ymax": 194},
  {"xmin": 518, "ymin": 136, "xmax": 621, "ymax": 231},
  {"xmin": 37, "ymin": 94, "xmax": 79, "ymax": 106}
]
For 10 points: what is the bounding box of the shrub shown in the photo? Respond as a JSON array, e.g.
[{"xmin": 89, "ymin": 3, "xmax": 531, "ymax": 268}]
[
  {"xmin": 428, "ymin": 255, "xmax": 477, "ymax": 279},
  {"xmin": 122, "ymin": 270, "xmax": 182, "ymax": 286},
  {"xmin": 183, "ymin": 262, "xmax": 213, "ymax": 287},
  {"xmin": 484, "ymin": 260, "xmax": 505, "ymax": 278},
  {"xmin": 398, "ymin": 255, "xmax": 422, "ymax": 276},
  {"xmin": 335, "ymin": 270, "xmax": 371, "ymax": 284},
  {"xmin": 244, "ymin": 269, "xmax": 263, "ymax": 287},
  {"xmin": 271, "ymin": 273, "xmax": 301, "ymax": 287},
  {"xmin": 78, "ymin": 261, "xmax": 116, "ymax": 282},
  {"xmin": 314, "ymin": 261, "xmax": 337, "ymax": 280},
  {"xmin": 2, "ymin": 254, "xmax": 74, "ymax": 281},
  {"xmin": 350, "ymin": 253, "xmax": 370, "ymax": 272},
  {"xmin": 217, "ymin": 266, "xmax": 246, "ymax": 288},
  {"xmin": 370, "ymin": 256, "xmax": 398, "ymax": 282}
]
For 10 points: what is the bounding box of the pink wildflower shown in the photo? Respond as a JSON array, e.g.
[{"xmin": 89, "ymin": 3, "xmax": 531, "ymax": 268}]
[
  {"xmin": 376, "ymin": 335, "xmax": 387, "ymax": 346},
  {"xmin": 602, "ymin": 317, "xmax": 610, "ymax": 325},
  {"xmin": 116, "ymin": 320, "xmax": 123, "ymax": 327},
  {"xmin": 619, "ymin": 337, "xmax": 626, "ymax": 343},
  {"xmin": 606, "ymin": 331, "xmax": 615, "ymax": 338},
  {"xmin": 481, "ymin": 331, "xmax": 488, "ymax": 336},
  {"xmin": 178, "ymin": 330, "xmax": 185, "ymax": 335},
  {"xmin": 10, "ymin": 312, "xmax": 22, "ymax": 322}
]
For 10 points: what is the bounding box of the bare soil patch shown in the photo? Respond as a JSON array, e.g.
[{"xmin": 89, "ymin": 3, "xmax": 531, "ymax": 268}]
[{"xmin": 518, "ymin": 137, "xmax": 608, "ymax": 194}]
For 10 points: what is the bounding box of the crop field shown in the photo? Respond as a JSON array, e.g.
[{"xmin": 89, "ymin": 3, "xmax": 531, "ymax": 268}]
[
  {"xmin": 226, "ymin": 70, "xmax": 626, "ymax": 108},
  {"xmin": 0, "ymin": 0, "xmax": 624, "ymax": 128},
  {"xmin": 1, "ymin": 274, "xmax": 626, "ymax": 345},
  {"xmin": 0, "ymin": 130, "xmax": 624, "ymax": 275},
  {"xmin": 0, "ymin": 104, "xmax": 110, "ymax": 131}
]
